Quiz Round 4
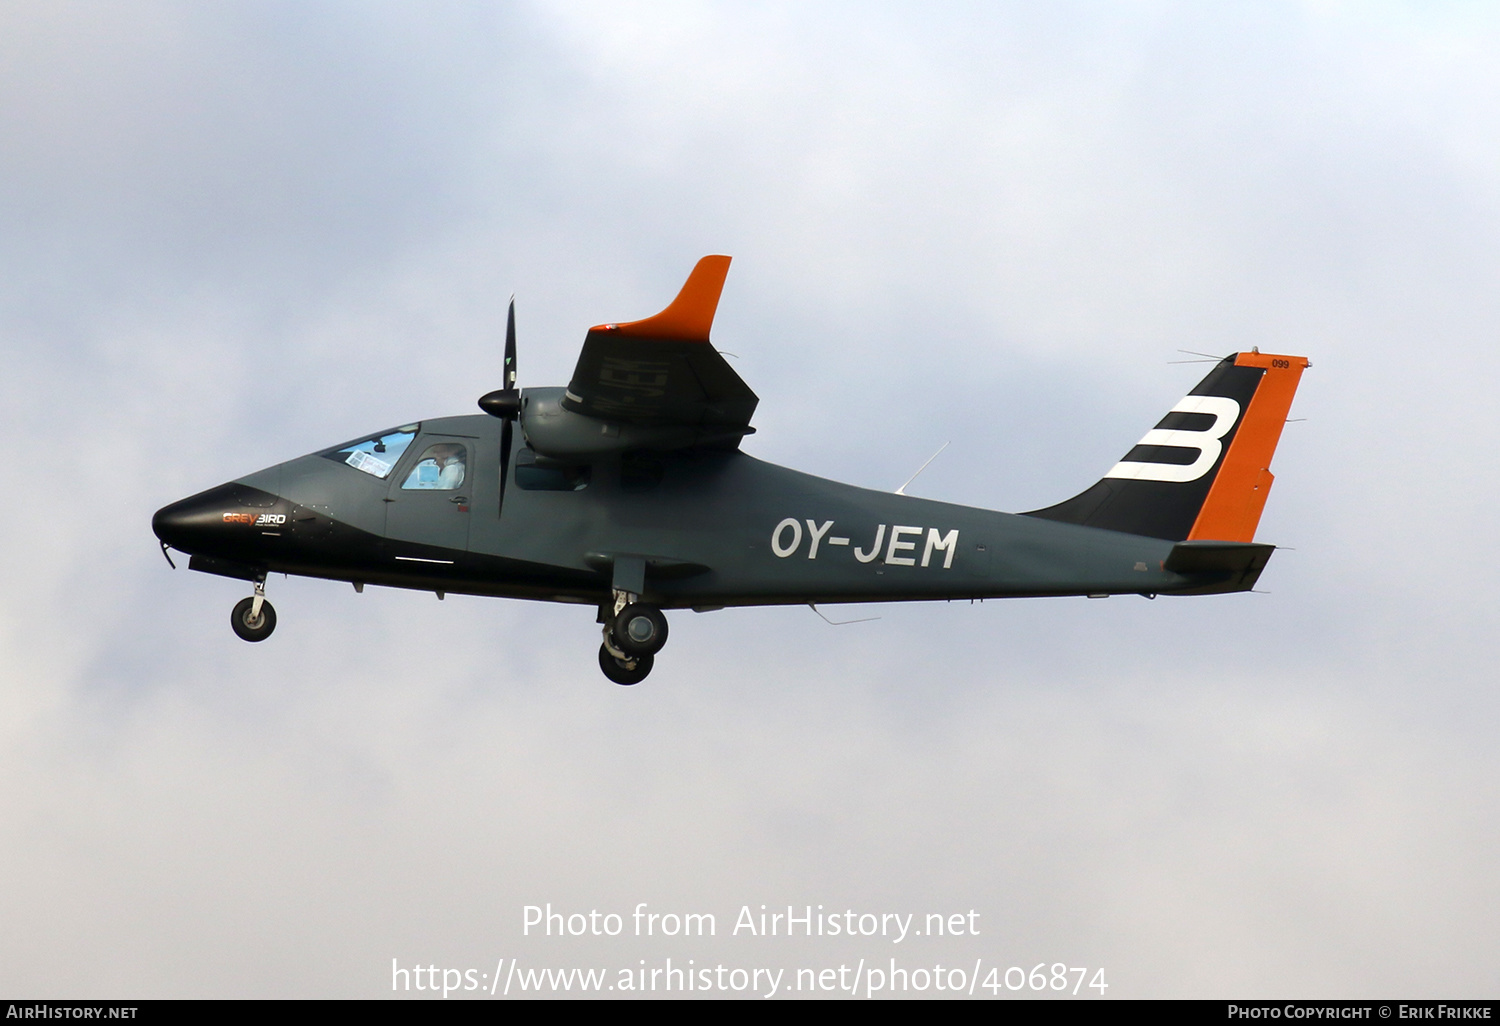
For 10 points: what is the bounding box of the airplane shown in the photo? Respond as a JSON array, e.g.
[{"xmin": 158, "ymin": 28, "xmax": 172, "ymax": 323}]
[{"xmin": 152, "ymin": 255, "xmax": 1309, "ymax": 685}]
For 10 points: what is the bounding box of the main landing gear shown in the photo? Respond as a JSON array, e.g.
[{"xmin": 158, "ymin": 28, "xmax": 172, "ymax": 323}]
[
  {"xmin": 598, "ymin": 591, "xmax": 669, "ymax": 685},
  {"xmin": 230, "ymin": 579, "xmax": 277, "ymax": 642},
  {"xmin": 598, "ymin": 644, "xmax": 652, "ymax": 686}
]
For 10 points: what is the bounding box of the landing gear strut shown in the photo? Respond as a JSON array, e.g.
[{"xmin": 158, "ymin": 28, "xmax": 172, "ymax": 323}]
[
  {"xmin": 597, "ymin": 589, "xmax": 668, "ymax": 684},
  {"xmin": 230, "ymin": 579, "xmax": 277, "ymax": 642}
]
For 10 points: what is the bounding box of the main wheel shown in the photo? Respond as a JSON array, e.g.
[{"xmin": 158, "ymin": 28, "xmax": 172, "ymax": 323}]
[
  {"xmin": 231, "ymin": 597, "xmax": 277, "ymax": 642},
  {"xmin": 598, "ymin": 643, "xmax": 653, "ymax": 685},
  {"xmin": 611, "ymin": 603, "xmax": 668, "ymax": 657}
]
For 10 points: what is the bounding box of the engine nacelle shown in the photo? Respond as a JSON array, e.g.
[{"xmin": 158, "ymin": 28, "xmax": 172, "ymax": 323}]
[{"xmin": 520, "ymin": 388, "xmax": 697, "ymax": 461}]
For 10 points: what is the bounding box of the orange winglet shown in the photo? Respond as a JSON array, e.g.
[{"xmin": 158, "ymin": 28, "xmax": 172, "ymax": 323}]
[
  {"xmin": 592, "ymin": 255, "xmax": 732, "ymax": 341},
  {"xmin": 1187, "ymin": 351, "xmax": 1310, "ymax": 542}
]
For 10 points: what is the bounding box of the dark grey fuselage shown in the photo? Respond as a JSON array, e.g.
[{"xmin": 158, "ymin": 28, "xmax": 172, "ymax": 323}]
[{"xmin": 155, "ymin": 402, "xmax": 1241, "ymax": 609}]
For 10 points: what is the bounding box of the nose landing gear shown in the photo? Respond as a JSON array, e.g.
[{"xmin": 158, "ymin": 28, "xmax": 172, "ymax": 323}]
[
  {"xmin": 598, "ymin": 590, "xmax": 668, "ymax": 684},
  {"xmin": 230, "ymin": 579, "xmax": 277, "ymax": 642}
]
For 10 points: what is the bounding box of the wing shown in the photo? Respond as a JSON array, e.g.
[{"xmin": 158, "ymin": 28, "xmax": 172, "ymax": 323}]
[{"xmin": 562, "ymin": 256, "xmax": 758, "ymax": 440}]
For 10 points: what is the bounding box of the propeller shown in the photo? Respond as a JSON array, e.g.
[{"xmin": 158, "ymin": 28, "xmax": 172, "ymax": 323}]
[{"xmin": 478, "ymin": 297, "xmax": 521, "ymax": 516}]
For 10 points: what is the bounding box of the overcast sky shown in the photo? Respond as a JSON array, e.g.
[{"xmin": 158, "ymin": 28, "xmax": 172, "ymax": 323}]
[{"xmin": 3, "ymin": 0, "xmax": 1499, "ymax": 999}]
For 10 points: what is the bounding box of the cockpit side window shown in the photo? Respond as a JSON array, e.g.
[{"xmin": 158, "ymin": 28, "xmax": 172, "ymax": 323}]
[
  {"xmin": 402, "ymin": 443, "xmax": 468, "ymax": 490},
  {"xmin": 320, "ymin": 425, "xmax": 419, "ymax": 480}
]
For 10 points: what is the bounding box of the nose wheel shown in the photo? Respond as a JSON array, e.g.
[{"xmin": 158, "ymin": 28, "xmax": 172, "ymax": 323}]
[{"xmin": 230, "ymin": 581, "xmax": 277, "ymax": 642}]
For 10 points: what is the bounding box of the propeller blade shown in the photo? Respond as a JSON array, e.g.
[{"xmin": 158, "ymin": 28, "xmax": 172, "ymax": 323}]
[
  {"xmin": 478, "ymin": 296, "xmax": 523, "ymax": 419},
  {"xmin": 498, "ymin": 418, "xmax": 513, "ymax": 518},
  {"xmin": 504, "ymin": 296, "xmax": 516, "ymax": 393},
  {"xmin": 497, "ymin": 300, "xmax": 517, "ymax": 517}
]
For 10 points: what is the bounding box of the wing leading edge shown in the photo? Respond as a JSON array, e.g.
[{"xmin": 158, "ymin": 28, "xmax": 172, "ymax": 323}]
[{"xmin": 562, "ymin": 256, "xmax": 758, "ymax": 441}]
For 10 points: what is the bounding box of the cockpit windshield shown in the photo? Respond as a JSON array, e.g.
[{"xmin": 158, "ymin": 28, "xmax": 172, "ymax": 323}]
[{"xmin": 320, "ymin": 425, "xmax": 419, "ymax": 479}]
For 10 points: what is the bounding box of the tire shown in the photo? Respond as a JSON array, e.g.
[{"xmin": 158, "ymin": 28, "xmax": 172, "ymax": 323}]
[
  {"xmin": 230, "ymin": 596, "xmax": 277, "ymax": 642},
  {"xmin": 611, "ymin": 603, "xmax": 668, "ymax": 657},
  {"xmin": 598, "ymin": 643, "xmax": 652, "ymax": 685}
]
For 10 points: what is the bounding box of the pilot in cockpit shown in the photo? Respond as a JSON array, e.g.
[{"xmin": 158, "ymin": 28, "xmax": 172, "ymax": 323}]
[{"xmin": 402, "ymin": 443, "xmax": 466, "ymax": 490}]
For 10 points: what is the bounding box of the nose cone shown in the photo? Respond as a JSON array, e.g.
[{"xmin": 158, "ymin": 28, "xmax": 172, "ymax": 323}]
[
  {"xmin": 152, "ymin": 495, "xmax": 210, "ymax": 551},
  {"xmin": 153, "ymin": 487, "xmax": 231, "ymax": 553},
  {"xmin": 153, "ymin": 482, "xmax": 280, "ymax": 556}
]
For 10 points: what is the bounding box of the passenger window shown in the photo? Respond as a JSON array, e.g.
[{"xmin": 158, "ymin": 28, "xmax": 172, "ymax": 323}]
[
  {"xmin": 321, "ymin": 425, "xmax": 419, "ymax": 479},
  {"xmin": 402, "ymin": 443, "xmax": 468, "ymax": 490},
  {"xmin": 515, "ymin": 448, "xmax": 589, "ymax": 491}
]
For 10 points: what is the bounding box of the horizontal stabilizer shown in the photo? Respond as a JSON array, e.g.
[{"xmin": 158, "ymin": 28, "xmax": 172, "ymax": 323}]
[{"xmin": 1163, "ymin": 540, "xmax": 1276, "ymax": 594}]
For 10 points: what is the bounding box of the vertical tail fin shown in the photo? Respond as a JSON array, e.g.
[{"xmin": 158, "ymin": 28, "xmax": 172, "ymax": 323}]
[{"xmin": 1024, "ymin": 352, "xmax": 1309, "ymax": 541}]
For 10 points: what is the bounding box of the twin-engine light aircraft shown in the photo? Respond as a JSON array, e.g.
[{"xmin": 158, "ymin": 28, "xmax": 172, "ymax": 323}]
[{"xmin": 153, "ymin": 256, "xmax": 1309, "ymax": 684}]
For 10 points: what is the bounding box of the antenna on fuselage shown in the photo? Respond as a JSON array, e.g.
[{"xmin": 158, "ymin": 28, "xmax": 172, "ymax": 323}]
[
  {"xmin": 895, "ymin": 441, "xmax": 950, "ymax": 496},
  {"xmin": 809, "ymin": 604, "xmax": 880, "ymax": 626}
]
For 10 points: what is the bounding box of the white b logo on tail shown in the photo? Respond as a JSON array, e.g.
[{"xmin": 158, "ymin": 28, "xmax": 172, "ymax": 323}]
[{"xmin": 1105, "ymin": 395, "xmax": 1240, "ymax": 483}]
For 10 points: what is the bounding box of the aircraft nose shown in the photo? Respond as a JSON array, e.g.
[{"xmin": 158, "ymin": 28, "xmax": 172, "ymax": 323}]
[
  {"xmin": 152, "ymin": 493, "xmax": 221, "ymax": 551},
  {"xmin": 152, "ymin": 482, "xmax": 270, "ymax": 554}
]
